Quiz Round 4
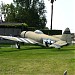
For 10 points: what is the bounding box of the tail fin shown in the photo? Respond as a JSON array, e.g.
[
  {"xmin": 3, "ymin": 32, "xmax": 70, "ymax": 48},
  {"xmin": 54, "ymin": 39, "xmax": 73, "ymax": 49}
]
[{"xmin": 61, "ymin": 28, "xmax": 72, "ymax": 44}]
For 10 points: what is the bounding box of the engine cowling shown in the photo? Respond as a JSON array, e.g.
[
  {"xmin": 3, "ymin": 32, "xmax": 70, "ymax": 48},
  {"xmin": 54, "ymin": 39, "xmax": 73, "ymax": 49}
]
[{"xmin": 20, "ymin": 31, "xmax": 27, "ymax": 38}]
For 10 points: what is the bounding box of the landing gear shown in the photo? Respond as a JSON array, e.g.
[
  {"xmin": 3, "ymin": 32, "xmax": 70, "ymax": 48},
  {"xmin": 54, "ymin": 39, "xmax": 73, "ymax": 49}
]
[
  {"xmin": 15, "ymin": 42, "xmax": 20, "ymax": 49},
  {"xmin": 45, "ymin": 41, "xmax": 49, "ymax": 47},
  {"xmin": 45, "ymin": 40, "xmax": 52, "ymax": 47}
]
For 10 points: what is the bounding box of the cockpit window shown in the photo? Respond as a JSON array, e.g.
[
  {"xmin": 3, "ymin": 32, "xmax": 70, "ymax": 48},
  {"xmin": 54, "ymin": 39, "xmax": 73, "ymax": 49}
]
[{"xmin": 34, "ymin": 30, "xmax": 44, "ymax": 34}]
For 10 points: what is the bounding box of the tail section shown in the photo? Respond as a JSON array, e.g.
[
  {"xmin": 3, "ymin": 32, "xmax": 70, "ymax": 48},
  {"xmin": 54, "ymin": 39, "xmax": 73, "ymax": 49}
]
[{"xmin": 61, "ymin": 28, "xmax": 72, "ymax": 44}]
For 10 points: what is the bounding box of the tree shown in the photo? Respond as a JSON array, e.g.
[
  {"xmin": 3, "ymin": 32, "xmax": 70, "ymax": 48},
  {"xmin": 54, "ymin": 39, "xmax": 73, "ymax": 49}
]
[
  {"xmin": 14, "ymin": 0, "xmax": 47, "ymax": 29},
  {"xmin": 1, "ymin": 2, "xmax": 16, "ymax": 22},
  {"xmin": 5, "ymin": 3, "xmax": 16, "ymax": 22},
  {"xmin": 1, "ymin": 0, "xmax": 47, "ymax": 29}
]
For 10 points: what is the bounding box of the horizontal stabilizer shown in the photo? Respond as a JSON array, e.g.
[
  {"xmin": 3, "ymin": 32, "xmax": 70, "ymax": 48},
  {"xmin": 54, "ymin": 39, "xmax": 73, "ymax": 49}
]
[{"xmin": 50, "ymin": 40, "xmax": 67, "ymax": 48}]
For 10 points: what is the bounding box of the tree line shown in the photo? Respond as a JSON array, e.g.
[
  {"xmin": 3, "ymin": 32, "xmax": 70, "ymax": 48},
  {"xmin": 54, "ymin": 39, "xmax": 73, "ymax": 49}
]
[{"xmin": 0, "ymin": 0, "xmax": 47, "ymax": 29}]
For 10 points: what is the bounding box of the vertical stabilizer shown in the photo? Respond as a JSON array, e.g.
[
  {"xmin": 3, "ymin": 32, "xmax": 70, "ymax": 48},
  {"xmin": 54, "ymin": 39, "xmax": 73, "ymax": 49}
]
[{"xmin": 61, "ymin": 28, "xmax": 72, "ymax": 44}]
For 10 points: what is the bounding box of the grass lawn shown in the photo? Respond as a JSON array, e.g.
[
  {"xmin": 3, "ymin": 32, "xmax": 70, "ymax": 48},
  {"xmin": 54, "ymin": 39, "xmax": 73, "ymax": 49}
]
[{"xmin": 0, "ymin": 44, "xmax": 75, "ymax": 75}]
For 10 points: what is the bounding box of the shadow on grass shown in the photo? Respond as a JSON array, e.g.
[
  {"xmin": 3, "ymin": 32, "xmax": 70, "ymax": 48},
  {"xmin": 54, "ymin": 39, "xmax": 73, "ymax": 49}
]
[
  {"xmin": 0, "ymin": 46, "xmax": 49, "ymax": 53},
  {"xmin": 0, "ymin": 45, "xmax": 74, "ymax": 53}
]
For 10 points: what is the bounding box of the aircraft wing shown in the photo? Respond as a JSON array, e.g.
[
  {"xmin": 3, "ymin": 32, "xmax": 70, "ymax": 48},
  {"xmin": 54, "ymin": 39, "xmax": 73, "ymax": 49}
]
[
  {"xmin": 50, "ymin": 40, "xmax": 67, "ymax": 48},
  {"xmin": 0, "ymin": 35, "xmax": 67, "ymax": 48},
  {"xmin": 0, "ymin": 35, "xmax": 38, "ymax": 44}
]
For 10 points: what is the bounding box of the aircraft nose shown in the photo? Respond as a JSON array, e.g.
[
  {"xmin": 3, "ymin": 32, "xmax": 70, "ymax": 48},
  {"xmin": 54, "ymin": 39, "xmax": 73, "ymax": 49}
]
[{"xmin": 20, "ymin": 31, "xmax": 27, "ymax": 37}]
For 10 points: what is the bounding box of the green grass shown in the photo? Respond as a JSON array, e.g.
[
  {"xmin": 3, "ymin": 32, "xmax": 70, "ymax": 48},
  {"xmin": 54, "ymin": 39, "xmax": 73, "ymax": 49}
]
[{"xmin": 0, "ymin": 44, "xmax": 75, "ymax": 75}]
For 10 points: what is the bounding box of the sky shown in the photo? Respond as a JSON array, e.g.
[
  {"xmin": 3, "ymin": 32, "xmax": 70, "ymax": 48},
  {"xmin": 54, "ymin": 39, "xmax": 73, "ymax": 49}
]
[{"xmin": 0, "ymin": 0, "xmax": 75, "ymax": 33}]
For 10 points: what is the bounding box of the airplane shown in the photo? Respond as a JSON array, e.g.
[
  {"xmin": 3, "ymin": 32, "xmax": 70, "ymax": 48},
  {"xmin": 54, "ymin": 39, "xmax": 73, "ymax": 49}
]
[{"xmin": 0, "ymin": 28, "xmax": 72, "ymax": 49}]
